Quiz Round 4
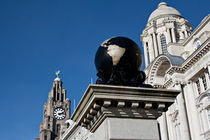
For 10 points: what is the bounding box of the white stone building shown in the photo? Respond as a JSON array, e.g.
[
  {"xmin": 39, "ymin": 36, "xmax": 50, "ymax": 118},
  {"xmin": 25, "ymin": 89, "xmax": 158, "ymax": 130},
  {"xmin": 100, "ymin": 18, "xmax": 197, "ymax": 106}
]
[
  {"xmin": 58, "ymin": 2, "xmax": 210, "ymax": 140},
  {"xmin": 141, "ymin": 2, "xmax": 210, "ymax": 140}
]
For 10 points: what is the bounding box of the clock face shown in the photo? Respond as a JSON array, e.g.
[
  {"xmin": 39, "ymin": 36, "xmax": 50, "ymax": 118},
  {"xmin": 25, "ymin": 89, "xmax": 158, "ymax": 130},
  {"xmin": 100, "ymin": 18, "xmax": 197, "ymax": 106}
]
[{"xmin": 53, "ymin": 108, "xmax": 66, "ymax": 120}]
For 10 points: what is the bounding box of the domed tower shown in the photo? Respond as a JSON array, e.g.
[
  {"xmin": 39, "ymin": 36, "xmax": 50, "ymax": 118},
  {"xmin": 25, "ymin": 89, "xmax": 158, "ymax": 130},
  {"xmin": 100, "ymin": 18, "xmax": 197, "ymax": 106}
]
[{"xmin": 140, "ymin": 2, "xmax": 192, "ymax": 68}]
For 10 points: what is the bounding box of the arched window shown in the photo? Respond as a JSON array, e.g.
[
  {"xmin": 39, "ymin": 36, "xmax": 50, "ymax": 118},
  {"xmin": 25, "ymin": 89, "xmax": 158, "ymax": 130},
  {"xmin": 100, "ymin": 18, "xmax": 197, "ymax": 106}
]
[{"xmin": 160, "ymin": 34, "xmax": 167, "ymax": 54}]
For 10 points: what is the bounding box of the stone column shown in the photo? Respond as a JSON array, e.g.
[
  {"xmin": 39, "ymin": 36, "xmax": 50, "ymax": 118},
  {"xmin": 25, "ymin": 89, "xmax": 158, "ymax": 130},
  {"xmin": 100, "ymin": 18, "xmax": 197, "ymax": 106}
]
[
  {"xmin": 143, "ymin": 42, "xmax": 149, "ymax": 67},
  {"xmin": 157, "ymin": 34, "xmax": 162, "ymax": 55},
  {"xmin": 171, "ymin": 28, "xmax": 176, "ymax": 43},
  {"xmin": 153, "ymin": 33, "xmax": 159, "ymax": 56},
  {"xmin": 149, "ymin": 34, "xmax": 155, "ymax": 61},
  {"xmin": 167, "ymin": 29, "xmax": 171, "ymax": 43}
]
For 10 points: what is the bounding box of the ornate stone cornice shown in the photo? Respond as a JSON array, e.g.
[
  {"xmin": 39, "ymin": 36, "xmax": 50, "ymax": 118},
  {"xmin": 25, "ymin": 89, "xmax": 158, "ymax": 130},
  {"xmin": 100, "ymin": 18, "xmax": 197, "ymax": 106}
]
[
  {"xmin": 147, "ymin": 15, "xmax": 182, "ymax": 25},
  {"xmin": 71, "ymin": 85, "xmax": 180, "ymax": 132}
]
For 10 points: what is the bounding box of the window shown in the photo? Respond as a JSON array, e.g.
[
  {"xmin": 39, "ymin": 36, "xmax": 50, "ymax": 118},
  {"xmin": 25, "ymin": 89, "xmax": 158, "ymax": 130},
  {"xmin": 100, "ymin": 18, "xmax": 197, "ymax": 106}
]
[
  {"xmin": 169, "ymin": 28, "xmax": 173, "ymax": 43},
  {"xmin": 201, "ymin": 74, "xmax": 207, "ymax": 90},
  {"xmin": 160, "ymin": 34, "xmax": 167, "ymax": 54},
  {"xmin": 196, "ymin": 79, "xmax": 201, "ymax": 94},
  {"xmin": 44, "ymin": 135, "xmax": 47, "ymax": 140},
  {"xmin": 61, "ymin": 94, "xmax": 64, "ymax": 102},
  {"xmin": 57, "ymin": 93, "xmax": 60, "ymax": 100},
  {"xmin": 194, "ymin": 39, "xmax": 201, "ymax": 50},
  {"xmin": 57, "ymin": 124, "xmax": 60, "ymax": 134},
  {"xmin": 176, "ymin": 32, "xmax": 180, "ymax": 42},
  {"xmin": 67, "ymin": 123, "xmax": 70, "ymax": 128},
  {"xmin": 146, "ymin": 42, "xmax": 150, "ymax": 64},
  {"xmin": 53, "ymin": 88, "xmax": 56, "ymax": 101},
  {"xmin": 182, "ymin": 31, "xmax": 185, "ymax": 38}
]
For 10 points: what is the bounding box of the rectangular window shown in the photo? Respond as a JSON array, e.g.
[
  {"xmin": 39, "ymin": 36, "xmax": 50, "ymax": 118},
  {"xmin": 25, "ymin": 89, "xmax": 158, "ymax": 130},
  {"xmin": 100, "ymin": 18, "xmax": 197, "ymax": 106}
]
[
  {"xmin": 57, "ymin": 124, "xmax": 60, "ymax": 134},
  {"xmin": 57, "ymin": 93, "xmax": 60, "ymax": 100},
  {"xmin": 169, "ymin": 28, "xmax": 173, "ymax": 43},
  {"xmin": 61, "ymin": 94, "xmax": 64, "ymax": 102},
  {"xmin": 44, "ymin": 135, "xmax": 47, "ymax": 140},
  {"xmin": 196, "ymin": 80, "xmax": 201, "ymax": 94},
  {"xmin": 202, "ymin": 74, "xmax": 207, "ymax": 90}
]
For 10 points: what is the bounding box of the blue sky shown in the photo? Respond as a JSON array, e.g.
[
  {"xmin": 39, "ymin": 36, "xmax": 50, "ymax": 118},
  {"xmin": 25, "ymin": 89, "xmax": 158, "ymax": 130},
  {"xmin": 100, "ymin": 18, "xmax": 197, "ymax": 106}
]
[{"xmin": 0, "ymin": 0, "xmax": 209, "ymax": 139}]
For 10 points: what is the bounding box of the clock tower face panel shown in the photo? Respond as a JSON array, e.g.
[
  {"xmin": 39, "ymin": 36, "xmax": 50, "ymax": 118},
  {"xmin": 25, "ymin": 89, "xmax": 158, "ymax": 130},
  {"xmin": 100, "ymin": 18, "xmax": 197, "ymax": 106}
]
[{"xmin": 53, "ymin": 107, "xmax": 66, "ymax": 120}]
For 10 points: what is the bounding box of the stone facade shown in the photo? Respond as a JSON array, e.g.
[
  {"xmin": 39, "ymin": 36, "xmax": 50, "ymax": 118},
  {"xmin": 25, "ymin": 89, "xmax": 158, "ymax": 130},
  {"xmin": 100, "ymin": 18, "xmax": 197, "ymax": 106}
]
[
  {"xmin": 36, "ymin": 77, "xmax": 71, "ymax": 140},
  {"xmin": 141, "ymin": 2, "xmax": 210, "ymax": 140}
]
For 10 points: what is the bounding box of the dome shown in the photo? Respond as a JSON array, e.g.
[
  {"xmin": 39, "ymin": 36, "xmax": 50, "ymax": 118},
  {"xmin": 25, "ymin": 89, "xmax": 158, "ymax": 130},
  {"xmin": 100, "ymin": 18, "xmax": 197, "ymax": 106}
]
[
  {"xmin": 54, "ymin": 77, "xmax": 61, "ymax": 81},
  {"xmin": 148, "ymin": 2, "xmax": 182, "ymax": 22}
]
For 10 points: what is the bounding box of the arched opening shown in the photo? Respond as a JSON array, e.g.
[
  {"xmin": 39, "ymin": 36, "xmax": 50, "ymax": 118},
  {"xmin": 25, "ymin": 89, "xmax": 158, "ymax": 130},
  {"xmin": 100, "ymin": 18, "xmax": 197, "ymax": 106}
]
[
  {"xmin": 147, "ymin": 56, "xmax": 171, "ymax": 87},
  {"xmin": 156, "ymin": 61, "xmax": 170, "ymax": 77}
]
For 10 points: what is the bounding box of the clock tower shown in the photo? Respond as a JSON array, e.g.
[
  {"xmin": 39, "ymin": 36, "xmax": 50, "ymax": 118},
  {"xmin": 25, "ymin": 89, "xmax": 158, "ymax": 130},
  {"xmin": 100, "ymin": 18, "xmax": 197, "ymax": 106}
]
[{"xmin": 36, "ymin": 71, "xmax": 71, "ymax": 140}]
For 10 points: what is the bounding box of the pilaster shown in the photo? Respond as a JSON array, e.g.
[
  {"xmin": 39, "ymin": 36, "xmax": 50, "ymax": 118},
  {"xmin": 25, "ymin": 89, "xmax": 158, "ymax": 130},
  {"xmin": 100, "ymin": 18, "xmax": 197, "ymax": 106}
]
[
  {"xmin": 171, "ymin": 28, "xmax": 176, "ymax": 43},
  {"xmin": 143, "ymin": 42, "xmax": 149, "ymax": 67}
]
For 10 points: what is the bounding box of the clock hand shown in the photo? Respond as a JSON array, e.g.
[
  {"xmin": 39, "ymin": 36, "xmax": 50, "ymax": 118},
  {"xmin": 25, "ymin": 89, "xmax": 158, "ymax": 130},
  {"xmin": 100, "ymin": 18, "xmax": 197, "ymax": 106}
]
[{"xmin": 58, "ymin": 112, "xmax": 65, "ymax": 115}]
